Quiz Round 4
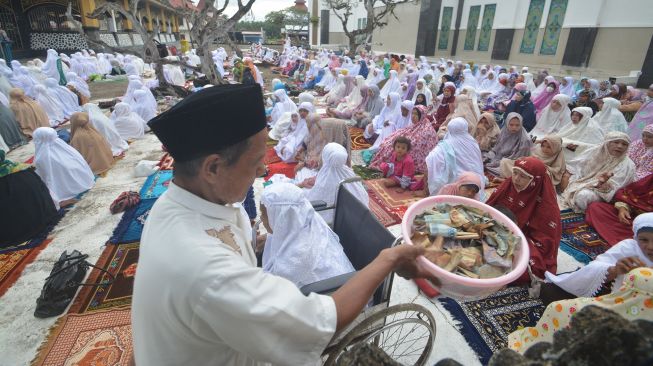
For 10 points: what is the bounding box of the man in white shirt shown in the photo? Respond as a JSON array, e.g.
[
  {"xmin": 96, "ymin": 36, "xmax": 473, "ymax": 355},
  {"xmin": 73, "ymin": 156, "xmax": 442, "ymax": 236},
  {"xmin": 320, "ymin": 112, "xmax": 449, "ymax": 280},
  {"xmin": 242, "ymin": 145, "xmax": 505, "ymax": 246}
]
[{"xmin": 133, "ymin": 84, "xmax": 436, "ymax": 365}]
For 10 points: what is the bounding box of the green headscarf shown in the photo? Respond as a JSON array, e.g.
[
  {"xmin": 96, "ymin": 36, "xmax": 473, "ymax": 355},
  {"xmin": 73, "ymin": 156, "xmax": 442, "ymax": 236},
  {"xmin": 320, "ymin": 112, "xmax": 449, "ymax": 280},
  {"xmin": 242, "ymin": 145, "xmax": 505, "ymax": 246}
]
[{"xmin": 0, "ymin": 150, "xmax": 30, "ymax": 178}]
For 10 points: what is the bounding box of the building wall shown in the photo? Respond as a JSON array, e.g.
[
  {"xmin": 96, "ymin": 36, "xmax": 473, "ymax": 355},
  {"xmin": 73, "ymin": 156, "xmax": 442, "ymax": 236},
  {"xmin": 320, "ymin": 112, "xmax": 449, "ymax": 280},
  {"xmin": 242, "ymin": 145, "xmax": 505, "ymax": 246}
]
[{"xmin": 371, "ymin": 2, "xmax": 420, "ymax": 54}]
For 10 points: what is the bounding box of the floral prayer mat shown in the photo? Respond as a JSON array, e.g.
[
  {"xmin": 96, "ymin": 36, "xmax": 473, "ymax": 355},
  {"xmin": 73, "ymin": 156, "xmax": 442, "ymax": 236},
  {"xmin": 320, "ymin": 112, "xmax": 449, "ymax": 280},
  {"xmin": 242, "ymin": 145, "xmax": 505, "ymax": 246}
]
[
  {"xmin": 157, "ymin": 152, "xmax": 174, "ymax": 170},
  {"xmin": 560, "ymin": 222, "xmax": 610, "ymax": 265},
  {"xmin": 364, "ymin": 179, "xmax": 421, "ymax": 227},
  {"xmin": 69, "ymin": 242, "xmax": 139, "ymax": 314},
  {"xmin": 439, "ymin": 286, "xmax": 545, "ymax": 365},
  {"xmin": 264, "ymin": 146, "xmax": 281, "ymax": 165},
  {"xmin": 0, "ymin": 239, "xmax": 52, "ymax": 298},
  {"xmin": 139, "ymin": 170, "xmax": 172, "ymax": 199},
  {"xmin": 349, "ymin": 127, "xmax": 372, "ymax": 150},
  {"xmin": 108, "ymin": 198, "xmax": 156, "ymax": 245},
  {"xmin": 32, "ymin": 308, "xmax": 133, "ymax": 366}
]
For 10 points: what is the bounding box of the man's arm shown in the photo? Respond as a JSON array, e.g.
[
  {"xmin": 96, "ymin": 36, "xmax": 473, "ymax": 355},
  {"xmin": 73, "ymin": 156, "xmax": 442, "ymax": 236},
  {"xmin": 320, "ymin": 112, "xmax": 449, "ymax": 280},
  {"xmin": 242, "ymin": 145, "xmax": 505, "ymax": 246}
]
[{"xmin": 331, "ymin": 245, "xmax": 438, "ymax": 331}]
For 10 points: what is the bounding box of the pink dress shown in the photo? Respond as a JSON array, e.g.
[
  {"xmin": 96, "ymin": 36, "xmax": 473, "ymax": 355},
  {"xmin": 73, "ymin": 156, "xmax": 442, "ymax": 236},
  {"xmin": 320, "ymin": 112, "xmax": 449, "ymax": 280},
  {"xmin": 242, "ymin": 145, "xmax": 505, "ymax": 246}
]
[{"xmin": 379, "ymin": 152, "xmax": 418, "ymax": 190}]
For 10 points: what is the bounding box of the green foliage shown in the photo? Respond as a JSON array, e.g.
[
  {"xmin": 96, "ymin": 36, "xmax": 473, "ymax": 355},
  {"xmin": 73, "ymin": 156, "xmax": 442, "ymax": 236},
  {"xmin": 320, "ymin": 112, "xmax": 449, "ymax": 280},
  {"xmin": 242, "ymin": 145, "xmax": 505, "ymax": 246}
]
[{"xmin": 262, "ymin": 6, "xmax": 309, "ymax": 39}]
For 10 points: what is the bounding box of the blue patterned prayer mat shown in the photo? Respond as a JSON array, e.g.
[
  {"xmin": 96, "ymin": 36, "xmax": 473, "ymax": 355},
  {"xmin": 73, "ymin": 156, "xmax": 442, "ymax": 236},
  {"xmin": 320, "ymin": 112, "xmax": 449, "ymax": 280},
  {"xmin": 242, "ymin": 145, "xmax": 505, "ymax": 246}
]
[
  {"xmin": 108, "ymin": 199, "xmax": 157, "ymax": 244},
  {"xmin": 139, "ymin": 170, "xmax": 173, "ymax": 199},
  {"xmin": 439, "ymin": 286, "xmax": 545, "ymax": 365}
]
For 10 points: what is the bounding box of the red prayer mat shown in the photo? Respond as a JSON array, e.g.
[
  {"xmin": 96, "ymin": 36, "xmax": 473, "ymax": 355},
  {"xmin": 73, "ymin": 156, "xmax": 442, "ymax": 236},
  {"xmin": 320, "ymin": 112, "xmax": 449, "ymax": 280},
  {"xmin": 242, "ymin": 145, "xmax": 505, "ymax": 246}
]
[
  {"xmin": 364, "ymin": 179, "xmax": 421, "ymax": 227},
  {"xmin": 0, "ymin": 239, "xmax": 52, "ymax": 298},
  {"xmin": 32, "ymin": 308, "xmax": 133, "ymax": 366},
  {"xmin": 264, "ymin": 146, "xmax": 281, "ymax": 165},
  {"xmin": 349, "ymin": 127, "xmax": 372, "ymax": 150},
  {"xmin": 264, "ymin": 161, "xmax": 297, "ymax": 181}
]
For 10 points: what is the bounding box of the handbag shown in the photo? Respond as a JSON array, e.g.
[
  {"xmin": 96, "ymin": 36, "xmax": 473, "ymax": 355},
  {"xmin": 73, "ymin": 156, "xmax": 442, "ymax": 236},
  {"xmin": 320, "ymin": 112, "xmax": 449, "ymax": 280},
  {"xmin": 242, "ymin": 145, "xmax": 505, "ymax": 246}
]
[
  {"xmin": 110, "ymin": 191, "xmax": 141, "ymax": 214},
  {"xmin": 34, "ymin": 250, "xmax": 114, "ymax": 318}
]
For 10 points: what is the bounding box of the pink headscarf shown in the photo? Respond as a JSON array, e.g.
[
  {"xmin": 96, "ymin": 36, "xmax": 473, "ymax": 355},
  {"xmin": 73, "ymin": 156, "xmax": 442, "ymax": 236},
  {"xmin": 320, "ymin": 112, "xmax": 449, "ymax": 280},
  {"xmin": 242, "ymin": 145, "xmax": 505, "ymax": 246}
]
[
  {"xmin": 437, "ymin": 171, "xmax": 483, "ymax": 199},
  {"xmin": 329, "ymin": 55, "xmax": 340, "ymax": 69},
  {"xmin": 533, "ymin": 79, "xmax": 560, "ymax": 117}
]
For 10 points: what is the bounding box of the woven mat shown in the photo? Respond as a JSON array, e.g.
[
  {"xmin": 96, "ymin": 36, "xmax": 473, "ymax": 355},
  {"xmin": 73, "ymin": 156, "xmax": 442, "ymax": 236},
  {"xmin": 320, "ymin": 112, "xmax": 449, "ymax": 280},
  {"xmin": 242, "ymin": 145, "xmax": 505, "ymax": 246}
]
[
  {"xmin": 349, "ymin": 127, "xmax": 372, "ymax": 150},
  {"xmin": 0, "ymin": 239, "xmax": 52, "ymax": 298},
  {"xmin": 364, "ymin": 179, "xmax": 420, "ymax": 227},
  {"xmin": 439, "ymin": 286, "xmax": 545, "ymax": 365},
  {"xmin": 139, "ymin": 170, "xmax": 172, "ymax": 200},
  {"xmin": 69, "ymin": 242, "xmax": 139, "ymax": 313},
  {"xmin": 32, "ymin": 308, "xmax": 133, "ymax": 366},
  {"xmin": 560, "ymin": 222, "xmax": 610, "ymax": 265},
  {"xmin": 108, "ymin": 199, "xmax": 156, "ymax": 244}
]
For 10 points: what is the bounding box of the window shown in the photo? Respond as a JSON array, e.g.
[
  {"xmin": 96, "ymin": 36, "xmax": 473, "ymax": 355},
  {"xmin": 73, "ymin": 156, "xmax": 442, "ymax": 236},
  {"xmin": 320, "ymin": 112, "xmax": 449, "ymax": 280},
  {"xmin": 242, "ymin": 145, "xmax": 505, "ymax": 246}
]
[{"xmin": 27, "ymin": 5, "xmax": 81, "ymax": 32}]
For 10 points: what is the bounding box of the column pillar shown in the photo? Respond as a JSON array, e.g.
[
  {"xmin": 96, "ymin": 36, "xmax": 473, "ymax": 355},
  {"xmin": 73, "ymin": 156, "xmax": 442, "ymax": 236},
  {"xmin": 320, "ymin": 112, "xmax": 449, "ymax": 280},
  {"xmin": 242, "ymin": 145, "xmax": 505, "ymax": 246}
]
[
  {"xmin": 79, "ymin": 0, "xmax": 100, "ymax": 29},
  {"xmin": 160, "ymin": 9, "xmax": 167, "ymax": 33},
  {"xmin": 145, "ymin": 1, "xmax": 153, "ymax": 32},
  {"xmin": 122, "ymin": 0, "xmax": 132, "ymax": 30}
]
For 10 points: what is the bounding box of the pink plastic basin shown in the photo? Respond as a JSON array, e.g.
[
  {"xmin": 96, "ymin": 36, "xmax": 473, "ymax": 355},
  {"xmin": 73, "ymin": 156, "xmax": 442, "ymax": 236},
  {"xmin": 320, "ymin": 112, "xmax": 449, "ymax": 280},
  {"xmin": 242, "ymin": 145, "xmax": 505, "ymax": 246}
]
[{"xmin": 402, "ymin": 195, "xmax": 530, "ymax": 300}]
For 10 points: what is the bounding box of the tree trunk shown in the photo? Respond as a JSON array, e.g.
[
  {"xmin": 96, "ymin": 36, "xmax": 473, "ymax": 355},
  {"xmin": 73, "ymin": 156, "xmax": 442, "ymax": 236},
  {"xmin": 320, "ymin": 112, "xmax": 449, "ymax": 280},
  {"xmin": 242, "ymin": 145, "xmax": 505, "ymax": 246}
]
[
  {"xmin": 223, "ymin": 35, "xmax": 242, "ymax": 58},
  {"xmin": 198, "ymin": 43, "xmax": 226, "ymax": 85},
  {"xmin": 348, "ymin": 36, "xmax": 357, "ymax": 58}
]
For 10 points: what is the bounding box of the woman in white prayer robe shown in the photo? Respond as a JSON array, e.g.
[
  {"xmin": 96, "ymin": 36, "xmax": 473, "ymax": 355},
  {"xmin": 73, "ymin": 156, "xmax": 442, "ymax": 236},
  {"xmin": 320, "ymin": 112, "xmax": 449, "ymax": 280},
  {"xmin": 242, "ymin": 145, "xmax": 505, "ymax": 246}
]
[
  {"xmin": 41, "ymin": 49, "xmax": 65, "ymax": 82},
  {"xmin": 592, "ymin": 97, "xmax": 628, "ymax": 133},
  {"xmin": 459, "ymin": 69, "xmax": 478, "ymax": 90},
  {"xmin": 163, "ymin": 63, "xmax": 186, "ymax": 86},
  {"xmin": 32, "ymin": 84, "xmax": 65, "ymax": 126},
  {"xmin": 412, "ymin": 78, "xmax": 433, "ymax": 107},
  {"xmin": 367, "ymin": 67, "xmax": 386, "ymax": 87},
  {"xmin": 325, "ymin": 74, "xmax": 347, "ymax": 106},
  {"xmin": 543, "ymin": 212, "xmax": 653, "ymax": 300},
  {"xmin": 530, "ymin": 94, "xmax": 572, "ymax": 139},
  {"xmin": 11, "ymin": 66, "xmax": 38, "ymax": 98},
  {"xmin": 333, "ymin": 75, "xmax": 365, "ymax": 113},
  {"xmin": 562, "ymin": 132, "xmax": 636, "ymax": 212},
  {"xmin": 33, "ymin": 127, "xmax": 95, "ymax": 202},
  {"xmin": 305, "ymin": 143, "xmax": 369, "ymax": 224},
  {"xmin": 82, "ymin": 103, "xmax": 128, "ymax": 156},
  {"xmin": 111, "ymin": 102, "xmax": 146, "ymax": 140},
  {"xmin": 130, "ymin": 90, "xmax": 157, "ymax": 122},
  {"xmin": 363, "ymin": 92, "xmax": 401, "ymax": 141},
  {"xmin": 260, "ymin": 182, "xmax": 355, "ymax": 288},
  {"xmin": 66, "ymin": 71, "xmax": 91, "ymax": 99},
  {"xmin": 269, "ymin": 89, "xmax": 297, "ymax": 127},
  {"xmin": 0, "ymin": 59, "xmax": 14, "ymax": 96},
  {"xmin": 380, "ymin": 69, "xmax": 401, "ymax": 99},
  {"xmin": 558, "ymin": 106, "xmax": 605, "ymax": 164},
  {"xmin": 274, "ymin": 102, "xmax": 311, "ymax": 162},
  {"xmin": 44, "ymin": 77, "xmax": 80, "ymax": 118}
]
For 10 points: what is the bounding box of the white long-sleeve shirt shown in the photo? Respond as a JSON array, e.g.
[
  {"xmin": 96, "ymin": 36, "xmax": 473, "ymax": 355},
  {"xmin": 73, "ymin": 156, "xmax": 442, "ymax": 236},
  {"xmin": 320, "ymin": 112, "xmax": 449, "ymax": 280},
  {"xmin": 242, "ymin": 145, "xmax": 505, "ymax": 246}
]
[{"xmin": 132, "ymin": 182, "xmax": 337, "ymax": 366}]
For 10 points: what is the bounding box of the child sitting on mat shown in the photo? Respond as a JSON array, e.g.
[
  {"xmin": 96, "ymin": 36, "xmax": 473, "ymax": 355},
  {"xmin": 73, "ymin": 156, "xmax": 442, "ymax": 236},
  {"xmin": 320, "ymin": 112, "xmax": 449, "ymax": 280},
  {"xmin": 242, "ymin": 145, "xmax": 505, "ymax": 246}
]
[{"xmin": 379, "ymin": 136, "xmax": 418, "ymax": 193}]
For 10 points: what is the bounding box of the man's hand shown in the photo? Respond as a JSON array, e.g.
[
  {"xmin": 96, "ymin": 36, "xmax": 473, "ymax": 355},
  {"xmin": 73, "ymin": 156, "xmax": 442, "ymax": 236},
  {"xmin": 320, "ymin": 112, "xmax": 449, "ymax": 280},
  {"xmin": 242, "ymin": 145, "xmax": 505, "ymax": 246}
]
[{"xmin": 385, "ymin": 245, "xmax": 441, "ymax": 286}]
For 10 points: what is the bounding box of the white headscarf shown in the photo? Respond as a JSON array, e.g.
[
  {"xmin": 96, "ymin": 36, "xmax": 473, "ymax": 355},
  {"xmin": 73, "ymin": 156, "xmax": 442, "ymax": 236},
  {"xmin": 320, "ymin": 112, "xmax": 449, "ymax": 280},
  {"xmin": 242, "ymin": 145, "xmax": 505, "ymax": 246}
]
[
  {"xmin": 270, "ymin": 89, "xmax": 297, "ymax": 126},
  {"xmin": 395, "ymin": 100, "xmax": 415, "ymax": 130},
  {"xmin": 371, "ymin": 92, "xmax": 402, "ymax": 130},
  {"xmin": 33, "ymin": 127, "xmax": 95, "ymax": 201},
  {"xmin": 523, "ymin": 72, "xmax": 536, "ymax": 92},
  {"xmin": 342, "ymin": 75, "xmax": 365, "ymax": 109},
  {"xmin": 163, "ymin": 63, "xmax": 185, "ymax": 86},
  {"xmin": 426, "ymin": 117, "xmax": 484, "ymax": 195},
  {"xmin": 11, "ymin": 66, "xmax": 38, "ymax": 97},
  {"xmin": 325, "ymin": 74, "xmax": 347, "ymax": 105},
  {"xmin": 65, "ymin": 71, "xmax": 90, "ymax": 98},
  {"xmin": 477, "ymin": 71, "xmax": 502, "ymax": 95},
  {"xmin": 306, "ymin": 143, "xmax": 368, "ymax": 224},
  {"xmin": 111, "ymin": 102, "xmax": 145, "ymax": 140},
  {"xmin": 368, "ymin": 67, "xmax": 386, "ymax": 87},
  {"xmin": 412, "ymin": 78, "xmax": 433, "ymax": 106},
  {"xmin": 82, "ymin": 103, "xmax": 128, "ymax": 156},
  {"xmin": 559, "ymin": 76, "xmax": 576, "ymax": 97},
  {"xmin": 41, "ymin": 49, "xmax": 62, "ymax": 81},
  {"xmin": 44, "ymin": 77, "xmax": 80, "ymax": 117},
  {"xmin": 261, "ymin": 182, "xmax": 354, "ymax": 288},
  {"xmin": 316, "ymin": 67, "xmax": 335, "ymax": 89},
  {"xmin": 558, "ymin": 106, "xmax": 605, "ymax": 159},
  {"xmin": 592, "ymin": 97, "xmax": 628, "ymax": 133},
  {"xmin": 32, "ymin": 84, "xmax": 65, "ymax": 126},
  {"xmin": 130, "ymin": 90, "xmax": 157, "ymax": 122},
  {"xmin": 461, "ymin": 85, "xmax": 481, "ymax": 120},
  {"xmin": 460, "ymin": 69, "xmax": 478, "ymax": 89},
  {"xmin": 379, "ymin": 70, "xmax": 401, "ymax": 99},
  {"xmin": 531, "ymin": 94, "xmax": 572, "ymax": 138}
]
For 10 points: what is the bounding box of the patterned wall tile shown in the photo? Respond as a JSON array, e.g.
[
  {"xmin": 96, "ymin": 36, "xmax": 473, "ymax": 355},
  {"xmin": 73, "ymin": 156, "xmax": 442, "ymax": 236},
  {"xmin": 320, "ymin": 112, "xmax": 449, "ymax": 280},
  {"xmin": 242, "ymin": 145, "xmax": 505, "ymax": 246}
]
[
  {"xmin": 132, "ymin": 33, "xmax": 144, "ymax": 45},
  {"xmin": 464, "ymin": 5, "xmax": 481, "ymax": 51},
  {"xmin": 30, "ymin": 32, "xmax": 88, "ymax": 50},
  {"xmin": 520, "ymin": 0, "xmax": 545, "ymax": 54},
  {"xmin": 438, "ymin": 6, "xmax": 453, "ymax": 50},
  {"xmin": 477, "ymin": 4, "xmax": 496, "ymax": 52},
  {"xmin": 540, "ymin": 0, "xmax": 568, "ymax": 55},
  {"xmin": 99, "ymin": 33, "xmax": 117, "ymax": 47},
  {"xmin": 117, "ymin": 33, "xmax": 133, "ymax": 47}
]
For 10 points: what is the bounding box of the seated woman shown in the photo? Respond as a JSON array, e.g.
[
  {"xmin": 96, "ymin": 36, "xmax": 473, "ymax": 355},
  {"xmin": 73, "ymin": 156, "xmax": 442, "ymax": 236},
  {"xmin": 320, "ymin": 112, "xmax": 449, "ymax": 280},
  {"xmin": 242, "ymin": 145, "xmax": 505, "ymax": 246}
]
[
  {"xmin": 557, "ymin": 107, "xmax": 605, "ymax": 163},
  {"xmin": 350, "ymin": 84, "xmax": 385, "ymax": 130},
  {"xmin": 586, "ymin": 174, "xmax": 653, "ymax": 246},
  {"xmin": 531, "ymin": 78, "xmax": 560, "ymax": 117},
  {"xmin": 69, "ymin": 112, "xmax": 114, "ymax": 175},
  {"xmin": 562, "ymin": 132, "xmax": 636, "ymax": 212},
  {"xmin": 130, "ymin": 90, "xmax": 157, "ymax": 122},
  {"xmin": 369, "ymin": 105, "xmax": 439, "ymax": 174},
  {"xmin": 418, "ymin": 117, "xmax": 483, "ymax": 196},
  {"xmin": 43, "ymin": 78, "xmax": 81, "ymax": 118},
  {"xmin": 32, "ymin": 84, "xmax": 65, "ymax": 126},
  {"xmin": 325, "ymin": 74, "xmax": 347, "ymax": 106},
  {"xmin": 66, "ymin": 72, "xmax": 91, "ymax": 104},
  {"xmin": 473, "ymin": 112, "xmax": 499, "ymax": 153},
  {"xmin": 294, "ymin": 114, "xmax": 326, "ymax": 182},
  {"xmin": 483, "ymin": 112, "xmax": 533, "ymax": 177},
  {"xmin": 82, "ymin": 103, "xmax": 128, "ymax": 156},
  {"xmin": 593, "ymin": 97, "xmax": 628, "ymax": 133},
  {"xmin": 510, "ymin": 266, "xmax": 653, "ymax": 354},
  {"xmin": 9, "ymin": 88, "xmax": 49, "ymax": 138},
  {"xmin": 530, "ymin": 94, "xmax": 571, "ymax": 139},
  {"xmin": 628, "ymin": 124, "xmax": 653, "ymax": 180},
  {"xmin": 268, "ymin": 89, "xmax": 297, "ymax": 127},
  {"xmin": 304, "ymin": 143, "xmax": 368, "ymax": 224},
  {"xmin": 275, "ymin": 103, "xmax": 311, "ymax": 162},
  {"xmin": 329, "ymin": 75, "xmax": 364, "ymax": 115},
  {"xmin": 0, "ymin": 150, "xmax": 59, "ymax": 248},
  {"xmin": 260, "ymin": 182, "xmax": 355, "ymax": 288},
  {"xmin": 569, "ymin": 89, "xmax": 599, "ymax": 116},
  {"xmin": 328, "ymin": 83, "xmax": 368, "ymax": 120},
  {"xmin": 437, "ymin": 171, "xmax": 482, "ymax": 200},
  {"xmin": 442, "ymin": 94, "xmax": 478, "ymax": 133},
  {"xmin": 503, "ymin": 88, "xmax": 536, "ymax": 132},
  {"xmin": 431, "ymin": 82, "xmax": 456, "ymax": 130},
  {"xmin": 538, "ymin": 212, "xmax": 653, "ymax": 305},
  {"xmin": 363, "ymin": 92, "xmax": 401, "ymax": 143},
  {"xmin": 33, "ymin": 127, "xmax": 95, "ymax": 204},
  {"xmin": 499, "ymin": 135, "xmax": 566, "ymax": 188},
  {"xmin": 486, "ymin": 157, "xmax": 561, "ymax": 282},
  {"xmin": 412, "ymin": 78, "xmax": 433, "ymax": 107},
  {"xmin": 0, "ymin": 102, "xmax": 26, "ymax": 150},
  {"xmin": 315, "ymin": 67, "xmax": 336, "ymax": 94},
  {"xmin": 626, "ymin": 83, "xmax": 653, "ymax": 142},
  {"xmin": 111, "ymin": 102, "xmax": 146, "ymax": 140}
]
